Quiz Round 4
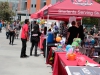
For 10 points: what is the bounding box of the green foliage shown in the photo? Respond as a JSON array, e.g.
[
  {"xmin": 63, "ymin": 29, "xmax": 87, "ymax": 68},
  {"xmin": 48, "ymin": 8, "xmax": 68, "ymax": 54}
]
[
  {"xmin": 0, "ymin": 2, "xmax": 15, "ymax": 21},
  {"xmin": 82, "ymin": 17, "xmax": 98, "ymax": 25},
  {"xmin": 20, "ymin": 21, "xmax": 24, "ymax": 25},
  {"xmin": 82, "ymin": 0, "xmax": 100, "ymax": 26},
  {"xmin": 96, "ymin": 0, "xmax": 100, "ymax": 3}
]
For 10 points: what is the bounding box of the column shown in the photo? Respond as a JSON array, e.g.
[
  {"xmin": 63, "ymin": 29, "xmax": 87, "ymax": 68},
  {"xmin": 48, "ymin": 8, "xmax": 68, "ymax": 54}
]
[{"xmin": 36, "ymin": 0, "xmax": 41, "ymax": 11}]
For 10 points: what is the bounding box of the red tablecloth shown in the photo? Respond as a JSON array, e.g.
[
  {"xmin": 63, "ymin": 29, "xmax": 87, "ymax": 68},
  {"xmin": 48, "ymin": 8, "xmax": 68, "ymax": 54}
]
[
  {"xmin": 46, "ymin": 47, "xmax": 65, "ymax": 66},
  {"xmin": 46, "ymin": 48, "xmax": 53, "ymax": 65},
  {"xmin": 38, "ymin": 35, "xmax": 46, "ymax": 50},
  {"xmin": 53, "ymin": 53, "xmax": 99, "ymax": 75}
]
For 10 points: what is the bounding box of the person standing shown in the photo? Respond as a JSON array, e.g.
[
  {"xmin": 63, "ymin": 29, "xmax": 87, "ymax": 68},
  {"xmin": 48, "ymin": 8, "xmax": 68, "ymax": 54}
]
[
  {"xmin": 15, "ymin": 20, "xmax": 21, "ymax": 39},
  {"xmin": 6, "ymin": 22, "xmax": 10, "ymax": 39},
  {"xmin": 20, "ymin": 19, "xmax": 29, "ymax": 58},
  {"xmin": 30, "ymin": 21, "xmax": 41, "ymax": 56},
  {"xmin": 92, "ymin": 25, "xmax": 97, "ymax": 34},
  {"xmin": 77, "ymin": 22, "xmax": 84, "ymax": 47},
  {"xmin": 9, "ymin": 22, "xmax": 16, "ymax": 45},
  {"xmin": 66, "ymin": 21, "xmax": 79, "ymax": 45},
  {"xmin": 62, "ymin": 22, "xmax": 68, "ymax": 38},
  {"xmin": 0, "ymin": 20, "xmax": 2, "ymax": 33},
  {"xmin": 53, "ymin": 22, "xmax": 59, "ymax": 37}
]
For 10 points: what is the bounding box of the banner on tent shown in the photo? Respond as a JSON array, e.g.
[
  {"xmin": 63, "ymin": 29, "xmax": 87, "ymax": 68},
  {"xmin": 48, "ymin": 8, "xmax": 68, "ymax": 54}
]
[
  {"xmin": 72, "ymin": 0, "xmax": 93, "ymax": 6},
  {"xmin": 44, "ymin": 9, "xmax": 48, "ymax": 15},
  {"xmin": 58, "ymin": 9, "xmax": 100, "ymax": 17}
]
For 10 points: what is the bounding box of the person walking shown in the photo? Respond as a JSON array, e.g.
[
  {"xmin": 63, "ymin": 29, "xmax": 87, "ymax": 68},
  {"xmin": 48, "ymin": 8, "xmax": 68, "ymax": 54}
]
[
  {"xmin": 30, "ymin": 21, "xmax": 41, "ymax": 56},
  {"xmin": 20, "ymin": 19, "xmax": 29, "ymax": 58},
  {"xmin": 9, "ymin": 22, "xmax": 16, "ymax": 45}
]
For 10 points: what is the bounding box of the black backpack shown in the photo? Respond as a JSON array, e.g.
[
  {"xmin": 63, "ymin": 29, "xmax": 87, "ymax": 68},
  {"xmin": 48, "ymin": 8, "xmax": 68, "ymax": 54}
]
[{"xmin": 31, "ymin": 26, "xmax": 41, "ymax": 42}]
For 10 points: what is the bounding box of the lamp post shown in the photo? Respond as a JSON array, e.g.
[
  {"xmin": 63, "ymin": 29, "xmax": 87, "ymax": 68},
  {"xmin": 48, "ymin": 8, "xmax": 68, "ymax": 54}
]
[
  {"xmin": 28, "ymin": 9, "xmax": 29, "ymax": 19},
  {"xmin": 26, "ymin": 10, "xmax": 28, "ymax": 19},
  {"xmin": 15, "ymin": 8, "xmax": 18, "ymax": 20},
  {"xmin": 26, "ymin": 9, "xmax": 29, "ymax": 19}
]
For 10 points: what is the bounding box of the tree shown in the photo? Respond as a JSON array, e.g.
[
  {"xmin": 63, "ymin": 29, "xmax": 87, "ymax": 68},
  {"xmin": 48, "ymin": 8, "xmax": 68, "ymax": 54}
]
[
  {"xmin": 0, "ymin": 2, "xmax": 15, "ymax": 21},
  {"xmin": 96, "ymin": 0, "xmax": 100, "ymax": 3},
  {"xmin": 82, "ymin": 0, "xmax": 100, "ymax": 30},
  {"xmin": 95, "ymin": 0, "xmax": 100, "ymax": 30}
]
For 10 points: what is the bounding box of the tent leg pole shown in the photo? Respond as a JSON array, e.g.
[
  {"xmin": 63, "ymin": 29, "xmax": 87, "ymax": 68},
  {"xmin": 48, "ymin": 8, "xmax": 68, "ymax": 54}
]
[
  {"xmin": 81, "ymin": 19, "xmax": 82, "ymax": 25},
  {"xmin": 45, "ymin": 15, "xmax": 49, "ymax": 62}
]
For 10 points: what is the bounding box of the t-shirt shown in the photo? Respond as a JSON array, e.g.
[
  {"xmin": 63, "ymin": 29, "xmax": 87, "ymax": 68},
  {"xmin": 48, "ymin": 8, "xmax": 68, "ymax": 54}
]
[
  {"xmin": 21, "ymin": 24, "xmax": 28, "ymax": 39},
  {"xmin": 9, "ymin": 24, "xmax": 16, "ymax": 31},
  {"xmin": 54, "ymin": 25, "xmax": 59, "ymax": 33},
  {"xmin": 62, "ymin": 26, "xmax": 68, "ymax": 37},
  {"xmin": 47, "ymin": 32, "xmax": 54, "ymax": 43},
  {"xmin": 16, "ymin": 23, "xmax": 20, "ymax": 30},
  {"xmin": 93, "ymin": 27, "xmax": 96, "ymax": 33},
  {"xmin": 68, "ymin": 26, "xmax": 79, "ymax": 39}
]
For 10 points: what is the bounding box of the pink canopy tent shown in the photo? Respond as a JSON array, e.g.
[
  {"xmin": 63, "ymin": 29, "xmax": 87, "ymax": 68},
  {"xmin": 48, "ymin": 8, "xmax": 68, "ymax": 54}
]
[
  {"xmin": 30, "ymin": 12, "xmax": 39, "ymax": 19},
  {"xmin": 38, "ymin": 4, "xmax": 52, "ymax": 18},
  {"xmin": 44, "ymin": 0, "xmax": 100, "ymax": 17},
  {"xmin": 30, "ymin": 5, "xmax": 48, "ymax": 19},
  {"xmin": 38, "ymin": 1, "xmax": 61, "ymax": 18},
  {"xmin": 30, "ymin": 4, "xmax": 52, "ymax": 19},
  {"xmin": 40, "ymin": 1, "xmax": 82, "ymax": 21}
]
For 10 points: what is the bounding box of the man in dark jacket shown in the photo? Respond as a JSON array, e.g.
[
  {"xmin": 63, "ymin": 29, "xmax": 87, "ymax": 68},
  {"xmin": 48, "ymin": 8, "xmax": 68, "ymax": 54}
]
[
  {"xmin": 78, "ymin": 22, "xmax": 84, "ymax": 40},
  {"xmin": 30, "ymin": 21, "xmax": 41, "ymax": 56},
  {"xmin": 77, "ymin": 22, "xmax": 84, "ymax": 47}
]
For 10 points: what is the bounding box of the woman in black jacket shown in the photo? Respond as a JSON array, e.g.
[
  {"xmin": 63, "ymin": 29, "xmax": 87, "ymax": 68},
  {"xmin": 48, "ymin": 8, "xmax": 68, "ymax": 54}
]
[{"xmin": 30, "ymin": 23, "xmax": 41, "ymax": 56}]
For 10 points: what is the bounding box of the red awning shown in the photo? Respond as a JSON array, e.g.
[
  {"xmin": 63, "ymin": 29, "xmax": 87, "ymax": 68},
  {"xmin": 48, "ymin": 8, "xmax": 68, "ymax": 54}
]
[
  {"xmin": 31, "ymin": 4, "xmax": 52, "ymax": 19},
  {"xmin": 39, "ymin": 4, "xmax": 52, "ymax": 18},
  {"xmin": 44, "ymin": 0, "xmax": 100, "ymax": 17},
  {"xmin": 30, "ymin": 5, "xmax": 48, "ymax": 19},
  {"xmin": 30, "ymin": 12, "xmax": 39, "ymax": 19},
  {"xmin": 42, "ymin": 16, "xmax": 82, "ymax": 21}
]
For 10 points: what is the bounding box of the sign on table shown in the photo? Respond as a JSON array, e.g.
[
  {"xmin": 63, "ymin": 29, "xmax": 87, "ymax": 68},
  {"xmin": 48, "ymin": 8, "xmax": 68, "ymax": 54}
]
[{"xmin": 65, "ymin": 66, "xmax": 100, "ymax": 75}]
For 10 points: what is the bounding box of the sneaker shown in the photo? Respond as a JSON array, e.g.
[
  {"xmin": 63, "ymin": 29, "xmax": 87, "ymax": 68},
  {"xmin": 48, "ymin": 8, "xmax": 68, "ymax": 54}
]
[
  {"xmin": 30, "ymin": 54, "xmax": 32, "ymax": 56},
  {"xmin": 24, "ymin": 55, "xmax": 29, "ymax": 57},
  {"xmin": 34, "ymin": 54, "xmax": 39, "ymax": 57},
  {"xmin": 20, "ymin": 55, "xmax": 29, "ymax": 58},
  {"xmin": 20, "ymin": 56, "xmax": 26, "ymax": 58}
]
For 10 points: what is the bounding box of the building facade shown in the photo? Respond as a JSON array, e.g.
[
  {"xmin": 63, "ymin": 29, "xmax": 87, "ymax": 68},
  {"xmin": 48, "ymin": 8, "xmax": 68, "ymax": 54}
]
[
  {"xmin": 0, "ymin": 0, "xmax": 62, "ymax": 21},
  {"xmin": 30, "ymin": 0, "xmax": 59, "ymax": 14}
]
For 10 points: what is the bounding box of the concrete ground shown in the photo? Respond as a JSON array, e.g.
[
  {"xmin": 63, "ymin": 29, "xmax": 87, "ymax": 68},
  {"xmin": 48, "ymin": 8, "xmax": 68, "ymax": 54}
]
[{"xmin": 0, "ymin": 29, "xmax": 52, "ymax": 75}]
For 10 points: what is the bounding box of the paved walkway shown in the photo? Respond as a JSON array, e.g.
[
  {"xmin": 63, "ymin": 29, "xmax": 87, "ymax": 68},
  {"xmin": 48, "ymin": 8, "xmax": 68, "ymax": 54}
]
[{"xmin": 0, "ymin": 29, "xmax": 52, "ymax": 75}]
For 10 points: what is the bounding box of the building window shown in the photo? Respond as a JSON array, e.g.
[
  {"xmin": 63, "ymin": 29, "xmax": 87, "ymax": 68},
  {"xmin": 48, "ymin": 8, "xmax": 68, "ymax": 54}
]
[
  {"xmin": 34, "ymin": 4, "xmax": 36, "ymax": 8},
  {"xmin": 25, "ymin": 2, "xmax": 27, "ymax": 10},
  {"xmin": 44, "ymin": 2, "xmax": 46, "ymax": 6},
  {"xmin": 31, "ymin": 4, "xmax": 33, "ymax": 7}
]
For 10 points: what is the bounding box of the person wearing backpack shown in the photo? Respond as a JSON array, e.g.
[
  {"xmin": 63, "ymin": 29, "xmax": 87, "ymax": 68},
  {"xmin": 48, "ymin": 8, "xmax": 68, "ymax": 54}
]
[{"xmin": 30, "ymin": 21, "xmax": 41, "ymax": 56}]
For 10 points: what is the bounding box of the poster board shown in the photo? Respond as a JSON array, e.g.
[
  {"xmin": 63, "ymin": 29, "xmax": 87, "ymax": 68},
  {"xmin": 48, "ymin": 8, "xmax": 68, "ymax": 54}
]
[{"xmin": 65, "ymin": 66, "xmax": 100, "ymax": 75}]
